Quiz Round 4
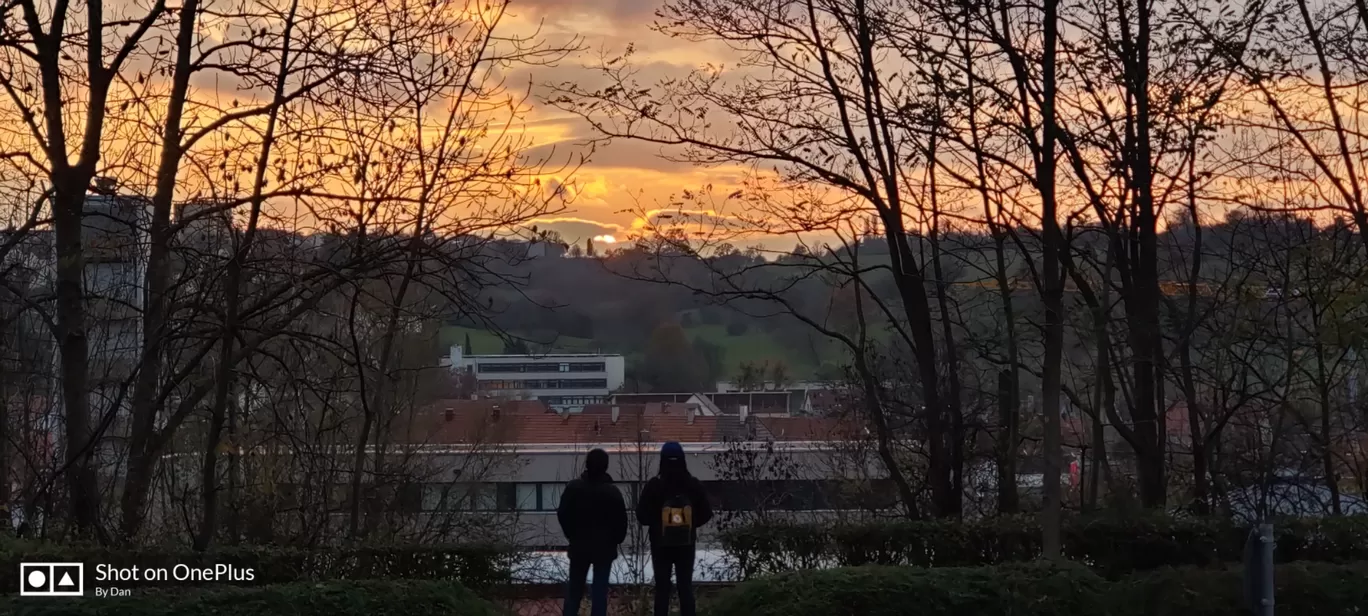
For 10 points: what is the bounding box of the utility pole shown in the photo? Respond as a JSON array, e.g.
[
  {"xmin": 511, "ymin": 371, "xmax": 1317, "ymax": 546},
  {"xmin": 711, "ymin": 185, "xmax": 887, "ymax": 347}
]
[{"xmin": 1243, "ymin": 521, "xmax": 1274, "ymax": 616}]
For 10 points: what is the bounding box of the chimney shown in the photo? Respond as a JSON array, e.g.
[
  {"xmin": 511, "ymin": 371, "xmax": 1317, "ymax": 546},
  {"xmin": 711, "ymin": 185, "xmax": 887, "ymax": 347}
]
[
  {"xmin": 491, "ymin": 404, "xmax": 502, "ymax": 422},
  {"xmin": 739, "ymin": 404, "xmax": 749, "ymax": 423},
  {"xmin": 687, "ymin": 405, "xmax": 696, "ymax": 425},
  {"xmin": 594, "ymin": 419, "xmax": 602, "ymax": 436},
  {"xmin": 611, "ymin": 405, "xmax": 621, "ymax": 424},
  {"xmin": 444, "ymin": 407, "xmax": 455, "ymax": 422}
]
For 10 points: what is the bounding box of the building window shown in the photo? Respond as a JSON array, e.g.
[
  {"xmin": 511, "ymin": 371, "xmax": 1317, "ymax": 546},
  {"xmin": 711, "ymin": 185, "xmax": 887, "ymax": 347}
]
[
  {"xmin": 421, "ymin": 485, "xmax": 446, "ymax": 511},
  {"xmin": 516, "ymin": 484, "xmax": 539, "ymax": 511},
  {"xmin": 422, "ymin": 483, "xmax": 498, "ymax": 511},
  {"xmin": 540, "ymin": 483, "xmax": 566, "ymax": 510},
  {"xmin": 480, "ymin": 361, "xmax": 606, "ymax": 374},
  {"xmin": 560, "ymin": 379, "xmax": 607, "ymax": 389},
  {"xmin": 470, "ymin": 484, "xmax": 498, "ymax": 511},
  {"xmin": 544, "ymin": 395, "xmax": 607, "ymax": 406}
]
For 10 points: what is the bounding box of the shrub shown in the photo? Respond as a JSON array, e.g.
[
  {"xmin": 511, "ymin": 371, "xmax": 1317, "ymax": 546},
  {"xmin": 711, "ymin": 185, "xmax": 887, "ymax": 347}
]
[
  {"xmin": 723, "ymin": 522, "xmax": 833, "ymax": 577},
  {"xmin": 705, "ymin": 562, "xmax": 1368, "ymax": 616},
  {"xmin": 1115, "ymin": 561, "xmax": 1368, "ymax": 616},
  {"xmin": 706, "ymin": 562, "xmax": 1108, "ymax": 616},
  {"xmin": 0, "ymin": 541, "xmax": 514, "ymax": 592},
  {"xmin": 0, "ymin": 580, "xmax": 500, "ymax": 616},
  {"xmin": 720, "ymin": 515, "xmax": 1368, "ymax": 578},
  {"xmin": 725, "ymin": 321, "xmax": 748, "ymax": 336},
  {"xmin": 1061, "ymin": 515, "xmax": 1244, "ymax": 577}
]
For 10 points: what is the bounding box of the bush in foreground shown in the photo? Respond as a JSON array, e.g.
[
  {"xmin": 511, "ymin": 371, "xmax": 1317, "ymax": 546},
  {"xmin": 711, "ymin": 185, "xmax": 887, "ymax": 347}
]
[
  {"xmin": 0, "ymin": 580, "xmax": 501, "ymax": 616},
  {"xmin": 705, "ymin": 561, "xmax": 1368, "ymax": 616},
  {"xmin": 721, "ymin": 515, "xmax": 1368, "ymax": 578},
  {"xmin": 705, "ymin": 562, "xmax": 1108, "ymax": 616},
  {"xmin": 1120, "ymin": 562, "xmax": 1368, "ymax": 616}
]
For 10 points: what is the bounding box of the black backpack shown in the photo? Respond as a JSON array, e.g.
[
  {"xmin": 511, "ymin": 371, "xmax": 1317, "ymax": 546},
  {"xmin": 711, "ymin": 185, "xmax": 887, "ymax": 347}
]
[{"xmin": 659, "ymin": 487, "xmax": 694, "ymax": 547}]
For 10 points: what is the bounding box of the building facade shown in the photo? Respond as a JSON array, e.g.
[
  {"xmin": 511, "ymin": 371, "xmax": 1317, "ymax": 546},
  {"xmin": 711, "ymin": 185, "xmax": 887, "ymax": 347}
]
[
  {"xmin": 443, "ymin": 345, "xmax": 626, "ymax": 413},
  {"xmin": 385, "ymin": 402, "xmax": 890, "ymax": 549}
]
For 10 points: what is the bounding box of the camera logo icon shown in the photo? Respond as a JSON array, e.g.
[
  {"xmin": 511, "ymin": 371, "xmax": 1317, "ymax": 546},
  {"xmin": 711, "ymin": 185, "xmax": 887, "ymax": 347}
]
[{"xmin": 19, "ymin": 563, "xmax": 84, "ymax": 596}]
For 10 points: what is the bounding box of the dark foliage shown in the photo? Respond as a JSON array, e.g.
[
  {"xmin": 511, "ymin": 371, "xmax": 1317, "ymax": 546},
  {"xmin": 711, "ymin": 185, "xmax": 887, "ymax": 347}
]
[
  {"xmin": 719, "ymin": 515, "xmax": 1368, "ymax": 578},
  {"xmin": 705, "ymin": 562, "xmax": 1108, "ymax": 616},
  {"xmin": 1118, "ymin": 562, "xmax": 1368, "ymax": 616},
  {"xmin": 705, "ymin": 562, "xmax": 1368, "ymax": 616}
]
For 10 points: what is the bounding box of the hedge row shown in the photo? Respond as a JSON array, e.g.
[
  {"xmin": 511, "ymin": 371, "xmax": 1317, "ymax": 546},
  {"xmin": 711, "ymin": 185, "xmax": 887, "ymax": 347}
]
[
  {"xmin": 0, "ymin": 580, "xmax": 501, "ymax": 616},
  {"xmin": 705, "ymin": 561, "xmax": 1368, "ymax": 616},
  {"xmin": 0, "ymin": 540, "xmax": 514, "ymax": 593},
  {"xmin": 720, "ymin": 515, "xmax": 1368, "ymax": 578}
]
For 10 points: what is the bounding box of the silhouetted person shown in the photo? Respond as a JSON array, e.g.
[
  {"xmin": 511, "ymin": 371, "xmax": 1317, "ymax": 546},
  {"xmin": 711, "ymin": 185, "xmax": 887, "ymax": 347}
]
[
  {"xmin": 637, "ymin": 441, "xmax": 713, "ymax": 616},
  {"xmin": 558, "ymin": 448, "xmax": 628, "ymax": 616}
]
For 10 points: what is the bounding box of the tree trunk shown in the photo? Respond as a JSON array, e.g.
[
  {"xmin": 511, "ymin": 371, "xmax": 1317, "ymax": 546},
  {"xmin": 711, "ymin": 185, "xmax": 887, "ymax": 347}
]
[
  {"xmin": 1129, "ymin": 0, "xmax": 1166, "ymax": 511},
  {"xmin": 960, "ymin": 9, "xmax": 1020, "ymax": 514},
  {"xmin": 1314, "ymin": 342, "xmax": 1342, "ymax": 516},
  {"xmin": 122, "ymin": 0, "xmax": 202, "ymax": 541},
  {"xmin": 194, "ymin": 0, "xmax": 300, "ymax": 551},
  {"xmin": 51, "ymin": 176, "xmax": 103, "ymax": 538},
  {"xmin": 854, "ymin": 356, "xmax": 921, "ymax": 519},
  {"xmin": 1088, "ymin": 254, "xmax": 1113, "ymax": 511},
  {"xmin": 1038, "ymin": 0, "xmax": 1064, "ymax": 560},
  {"xmin": 928, "ymin": 135, "xmax": 965, "ymax": 516},
  {"xmin": 997, "ymin": 370, "xmax": 1020, "ymax": 513}
]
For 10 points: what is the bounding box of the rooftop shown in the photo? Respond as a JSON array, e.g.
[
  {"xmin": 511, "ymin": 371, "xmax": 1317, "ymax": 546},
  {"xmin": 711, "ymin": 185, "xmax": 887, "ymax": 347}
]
[{"xmin": 396, "ymin": 399, "xmax": 858, "ymax": 447}]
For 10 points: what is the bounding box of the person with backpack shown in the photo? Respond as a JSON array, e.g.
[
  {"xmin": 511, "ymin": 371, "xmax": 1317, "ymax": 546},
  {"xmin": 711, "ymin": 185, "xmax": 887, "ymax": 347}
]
[
  {"xmin": 558, "ymin": 448, "xmax": 629, "ymax": 616},
  {"xmin": 636, "ymin": 441, "xmax": 713, "ymax": 616}
]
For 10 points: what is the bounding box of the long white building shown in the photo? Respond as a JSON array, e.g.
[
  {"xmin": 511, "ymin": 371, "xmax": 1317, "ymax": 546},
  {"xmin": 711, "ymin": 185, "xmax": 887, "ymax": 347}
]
[{"xmin": 442, "ymin": 345, "xmax": 625, "ymax": 413}]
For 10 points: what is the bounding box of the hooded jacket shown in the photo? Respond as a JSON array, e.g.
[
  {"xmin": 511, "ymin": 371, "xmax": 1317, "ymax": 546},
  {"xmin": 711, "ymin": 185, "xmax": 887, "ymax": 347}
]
[
  {"xmin": 636, "ymin": 446, "xmax": 713, "ymax": 549},
  {"xmin": 558, "ymin": 469, "xmax": 629, "ymax": 563}
]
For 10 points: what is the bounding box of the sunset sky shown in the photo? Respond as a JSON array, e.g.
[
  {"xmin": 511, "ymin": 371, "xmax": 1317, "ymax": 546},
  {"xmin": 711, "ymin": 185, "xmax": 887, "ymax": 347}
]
[{"xmin": 499, "ymin": 0, "xmax": 768, "ymax": 248}]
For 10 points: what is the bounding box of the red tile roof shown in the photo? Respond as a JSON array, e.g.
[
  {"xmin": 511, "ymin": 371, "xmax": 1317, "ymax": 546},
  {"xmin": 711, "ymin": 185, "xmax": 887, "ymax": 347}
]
[
  {"xmin": 396, "ymin": 410, "xmax": 519, "ymax": 446},
  {"xmin": 394, "ymin": 399, "xmax": 546, "ymax": 445},
  {"xmin": 759, "ymin": 417, "xmax": 861, "ymax": 441},
  {"xmin": 407, "ymin": 403, "xmax": 721, "ymax": 445},
  {"xmin": 511, "ymin": 409, "xmax": 719, "ymax": 445},
  {"xmin": 403, "ymin": 399, "xmax": 866, "ymax": 446}
]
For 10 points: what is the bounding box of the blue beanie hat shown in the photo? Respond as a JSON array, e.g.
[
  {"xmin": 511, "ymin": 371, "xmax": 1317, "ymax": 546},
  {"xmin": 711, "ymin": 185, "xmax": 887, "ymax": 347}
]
[{"xmin": 661, "ymin": 441, "xmax": 684, "ymax": 460}]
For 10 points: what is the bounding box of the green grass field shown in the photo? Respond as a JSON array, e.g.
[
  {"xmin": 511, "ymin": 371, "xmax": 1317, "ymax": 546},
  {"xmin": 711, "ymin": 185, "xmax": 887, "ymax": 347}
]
[{"xmin": 682, "ymin": 323, "xmax": 818, "ymax": 379}]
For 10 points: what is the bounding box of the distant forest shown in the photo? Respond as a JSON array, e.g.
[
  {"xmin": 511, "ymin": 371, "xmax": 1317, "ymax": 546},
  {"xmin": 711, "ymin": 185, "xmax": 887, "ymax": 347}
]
[{"xmin": 452, "ymin": 208, "xmax": 1353, "ymax": 395}]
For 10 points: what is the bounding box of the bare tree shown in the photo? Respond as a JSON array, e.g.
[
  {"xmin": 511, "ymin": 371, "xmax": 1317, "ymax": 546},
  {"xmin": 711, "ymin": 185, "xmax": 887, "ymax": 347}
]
[{"xmin": 552, "ymin": 0, "xmax": 966, "ymax": 517}]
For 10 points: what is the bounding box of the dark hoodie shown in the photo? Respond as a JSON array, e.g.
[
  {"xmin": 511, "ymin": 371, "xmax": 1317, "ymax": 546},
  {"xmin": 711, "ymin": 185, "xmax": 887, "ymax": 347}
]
[
  {"xmin": 636, "ymin": 444, "xmax": 713, "ymax": 549},
  {"xmin": 558, "ymin": 451, "xmax": 629, "ymax": 563}
]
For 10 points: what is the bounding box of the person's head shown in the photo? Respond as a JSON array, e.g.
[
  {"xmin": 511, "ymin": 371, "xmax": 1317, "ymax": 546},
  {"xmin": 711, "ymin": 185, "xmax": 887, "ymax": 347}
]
[
  {"xmin": 659, "ymin": 441, "xmax": 689, "ymax": 479},
  {"xmin": 585, "ymin": 448, "xmax": 609, "ymax": 477}
]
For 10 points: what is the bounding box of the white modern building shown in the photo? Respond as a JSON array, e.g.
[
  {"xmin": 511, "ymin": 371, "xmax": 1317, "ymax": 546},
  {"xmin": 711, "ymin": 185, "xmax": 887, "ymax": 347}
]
[
  {"xmin": 443, "ymin": 345, "xmax": 625, "ymax": 412},
  {"xmin": 384, "ymin": 402, "xmax": 891, "ymax": 550}
]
